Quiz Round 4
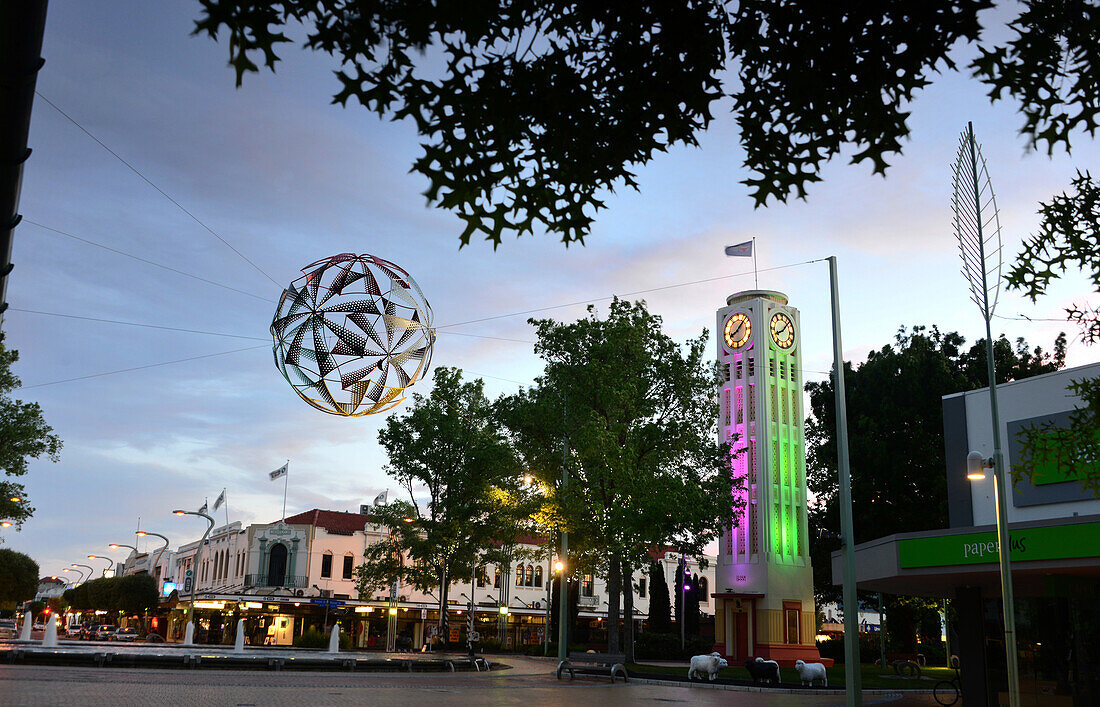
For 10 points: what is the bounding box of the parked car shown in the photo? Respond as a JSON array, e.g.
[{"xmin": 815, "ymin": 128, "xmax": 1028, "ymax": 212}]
[
  {"xmin": 32, "ymin": 622, "xmax": 44, "ymax": 631},
  {"xmin": 80, "ymin": 623, "xmax": 100, "ymax": 640},
  {"xmin": 93, "ymin": 625, "xmax": 117, "ymax": 641},
  {"xmin": 110, "ymin": 627, "xmax": 140, "ymax": 642},
  {"xmin": 0, "ymin": 618, "xmax": 16, "ymax": 639}
]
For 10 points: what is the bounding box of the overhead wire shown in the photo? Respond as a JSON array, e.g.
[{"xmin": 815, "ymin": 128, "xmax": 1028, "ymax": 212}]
[{"xmin": 35, "ymin": 92, "xmax": 282, "ymax": 289}]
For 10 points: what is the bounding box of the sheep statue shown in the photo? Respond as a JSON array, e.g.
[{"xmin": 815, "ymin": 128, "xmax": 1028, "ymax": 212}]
[
  {"xmin": 688, "ymin": 652, "xmax": 728, "ymax": 681},
  {"xmin": 794, "ymin": 659, "xmax": 828, "ymax": 687},
  {"xmin": 745, "ymin": 657, "xmax": 780, "ymax": 685}
]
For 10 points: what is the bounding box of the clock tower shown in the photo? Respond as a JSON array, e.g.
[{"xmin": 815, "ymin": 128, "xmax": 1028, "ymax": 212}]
[{"xmin": 712, "ymin": 290, "xmax": 826, "ymax": 665}]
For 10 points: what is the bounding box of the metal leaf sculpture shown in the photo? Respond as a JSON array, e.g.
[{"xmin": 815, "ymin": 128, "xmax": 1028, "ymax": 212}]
[
  {"xmin": 271, "ymin": 253, "xmax": 435, "ymax": 416},
  {"xmin": 952, "ymin": 121, "xmax": 1003, "ymax": 321}
]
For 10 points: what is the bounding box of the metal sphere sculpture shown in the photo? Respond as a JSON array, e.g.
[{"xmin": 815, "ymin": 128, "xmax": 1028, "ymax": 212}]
[{"xmin": 271, "ymin": 253, "xmax": 435, "ymax": 416}]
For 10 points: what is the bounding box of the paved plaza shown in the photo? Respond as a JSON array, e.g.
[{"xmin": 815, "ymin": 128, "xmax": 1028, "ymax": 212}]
[{"xmin": 0, "ymin": 656, "xmax": 941, "ymax": 706}]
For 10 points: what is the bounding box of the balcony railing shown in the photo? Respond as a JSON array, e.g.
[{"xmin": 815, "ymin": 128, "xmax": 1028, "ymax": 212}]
[
  {"xmin": 578, "ymin": 595, "xmax": 599, "ymax": 607},
  {"xmin": 244, "ymin": 573, "xmax": 307, "ymax": 589}
]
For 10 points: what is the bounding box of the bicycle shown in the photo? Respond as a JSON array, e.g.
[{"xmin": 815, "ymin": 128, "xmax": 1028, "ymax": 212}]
[{"xmin": 933, "ymin": 666, "xmax": 960, "ymax": 706}]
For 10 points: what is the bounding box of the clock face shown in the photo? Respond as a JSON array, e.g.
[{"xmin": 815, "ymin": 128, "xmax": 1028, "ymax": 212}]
[
  {"xmin": 724, "ymin": 312, "xmax": 751, "ymax": 349},
  {"xmin": 770, "ymin": 312, "xmax": 795, "ymax": 349}
]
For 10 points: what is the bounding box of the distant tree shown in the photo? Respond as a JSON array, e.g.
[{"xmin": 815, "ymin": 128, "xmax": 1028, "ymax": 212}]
[
  {"xmin": 196, "ymin": 1, "xmax": 1096, "ymax": 246},
  {"xmin": 647, "ymin": 560, "xmax": 671, "ymax": 634},
  {"xmin": 0, "ymin": 334, "xmax": 62, "ymax": 531},
  {"xmin": 0, "ymin": 548, "xmax": 37, "ymax": 607},
  {"xmin": 685, "ymin": 572, "xmax": 702, "ymax": 639},
  {"xmin": 116, "ymin": 575, "xmax": 159, "ymax": 615},
  {"xmin": 549, "ymin": 574, "xmax": 579, "ymax": 647},
  {"xmin": 354, "ymin": 367, "xmax": 528, "ymax": 641},
  {"xmin": 1007, "ymin": 171, "xmax": 1100, "ymax": 494}
]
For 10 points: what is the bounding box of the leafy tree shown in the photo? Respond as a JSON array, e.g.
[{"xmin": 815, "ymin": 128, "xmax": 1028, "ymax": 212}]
[
  {"xmin": 0, "ymin": 548, "xmax": 38, "ymax": 607},
  {"xmin": 1007, "ymin": 171, "xmax": 1100, "ymax": 494},
  {"xmin": 499, "ymin": 298, "xmax": 731, "ymax": 660},
  {"xmin": 116, "ymin": 575, "xmax": 159, "ymax": 615},
  {"xmin": 354, "ymin": 367, "xmax": 528, "ymax": 641},
  {"xmin": 0, "ymin": 334, "xmax": 62, "ymax": 530},
  {"xmin": 805, "ymin": 326, "xmax": 1064, "ymax": 646},
  {"xmin": 647, "ymin": 560, "xmax": 671, "ymax": 634},
  {"xmin": 195, "ymin": 1, "xmax": 1095, "ymax": 246}
]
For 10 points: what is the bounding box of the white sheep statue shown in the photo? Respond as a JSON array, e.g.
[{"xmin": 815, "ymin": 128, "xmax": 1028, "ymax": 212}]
[
  {"xmin": 688, "ymin": 652, "xmax": 728, "ymax": 681},
  {"xmin": 794, "ymin": 659, "xmax": 828, "ymax": 687}
]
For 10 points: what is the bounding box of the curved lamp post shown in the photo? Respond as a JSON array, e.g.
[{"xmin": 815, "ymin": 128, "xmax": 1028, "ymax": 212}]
[
  {"xmin": 87, "ymin": 554, "xmax": 115, "ymax": 578},
  {"xmin": 70, "ymin": 563, "xmax": 94, "ymax": 583},
  {"xmin": 173, "ymin": 509, "xmax": 214, "ymax": 624},
  {"xmin": 108, "ymin": 543, "xmax": 138, "ymax": 571},
  {"xmin": 62, "ymin": 567, "xmax": 86, "ymax": 584},
  {"xmin": 135, "ymin": 530, "xmax": 171, "ymax": 587}
]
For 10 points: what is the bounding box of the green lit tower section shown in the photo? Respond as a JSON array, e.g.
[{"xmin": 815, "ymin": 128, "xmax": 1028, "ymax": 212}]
[{"xmin": 712, "ymin": 290, "xmax": 822, "ymax": 666}]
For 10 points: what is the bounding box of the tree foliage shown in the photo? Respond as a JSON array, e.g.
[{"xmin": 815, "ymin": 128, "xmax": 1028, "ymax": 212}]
[
  {"xmin": 1007, "ymin": 170, "xmax": 1100, "ymax": 493},
  {"xmin": 193, "ymin": 1, "xmax": 1097, "ymax": 246},
  {"xmin": 499, "ymin": 298, "xmax": 731, "ymax": 658},
  {"xmin": 62, "ymin": 574, "xmax": 158, "ymax": 614},
  {"xmin": 0, "ymin": 334, "xmax": 62, "ymax": 529},
  {"xmin": 354, "ymin": 367, "xmax": 530, "ymax": 633},
  {"xmin": 0, "ymin": 548, "xmax": 38, "ymax": 606},
  {"xmin": 805, "ymin": 326, "xmax": 1065, "ymax": 604},
  {"xmin": 647, "ymin": 560, "xmax": 671, "ymax": 634}
]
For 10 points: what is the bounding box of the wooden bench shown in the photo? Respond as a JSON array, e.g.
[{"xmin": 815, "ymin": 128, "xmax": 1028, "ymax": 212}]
[{"xmin": 557, "ymin": 652, "xmax": 628, "ymax": 683}]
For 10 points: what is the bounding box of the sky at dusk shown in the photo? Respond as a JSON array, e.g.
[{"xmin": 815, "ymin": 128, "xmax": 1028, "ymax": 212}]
[{"xmin": 3, "ymin": 1, "xmax": 1097, "ymax": 577}]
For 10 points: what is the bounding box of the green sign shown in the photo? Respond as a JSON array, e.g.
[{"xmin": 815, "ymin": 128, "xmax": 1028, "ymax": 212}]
[{"xmin": 898, "ymin": 522, "xmax": 1100, "ymax": 569}]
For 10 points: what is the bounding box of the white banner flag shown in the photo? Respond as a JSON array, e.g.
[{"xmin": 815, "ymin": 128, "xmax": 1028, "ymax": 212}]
[
  {"xmin": 373, "ymin": 491, "xmax": 387, "ymax": 506},
  {"xmin": 198, "ymin": 500, "xmax": 208, "ymax": 514},
  {"xmin": 212, "ymin": 489, "xmax": 226, "ymax": 511},
  {"xmin": 269, "ymin": 463, "xmax": 288, "ymax": 480},
  {"xmin": 724, "ymin": 241, "xmax": 753, "ymax": 257}
]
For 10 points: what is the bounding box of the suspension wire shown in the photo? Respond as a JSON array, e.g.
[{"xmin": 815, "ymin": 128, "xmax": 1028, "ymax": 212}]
[
  {"xmin": 435, "ymin": 259, "xmax": 826, "ymax": 330},
  {"xmin": 9, "ymin": 308, "xmax": 270, "ymax": 341},
  {"xmin": 18, "ymin": 345, "xmax": 269, "ymax": 389},
  {"xmin": 35, "ymin": 92, "xmax": 282, "ymax": 289},
  {"xmin": 23, "ymin": 220, "xmax": 273, "ymax": 303}
]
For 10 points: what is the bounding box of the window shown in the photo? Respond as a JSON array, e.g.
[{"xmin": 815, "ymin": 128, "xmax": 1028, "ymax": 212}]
[
  {"xmin": 343, "ymin": 554, "xmax": 354, "ymax": 580},
  {"xmin": 516, "ymin": 565, "xmax": 524, "ymax": 586},
  {"xmin": 581, "ymin": 574, "xmax": 594, "ymax": 597},
  {"xmin": 476, "ymin": 567, "xmax": 486, "ymax": 588},
  {"xmin": 494, "ymin": 567, "xmax": 501, "ymax": 588},
  {"xmin": 534, "ymin": 565, "xmax": 543, "ymax": 588},
  {"xmin": 526, "ymin": 564, "xmax": 534, "ymax": 587},
  {"xmin": 321, "ymin": 552, "xmax": 333, "ymax": 578},
  {"xmin": 698, "ymin": 576, "xmax": 708, "ymax": 600},
  {"xmin": 638, "ymin": 578, "xmax": 647, "ymax": 598}
]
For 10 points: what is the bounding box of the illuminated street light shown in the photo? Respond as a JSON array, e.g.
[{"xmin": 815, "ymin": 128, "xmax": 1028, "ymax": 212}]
[
  {"xmin": 172, "ymin": 508, "xmax": 215, "ymax": 625},
  {"xmin": 135, "ymin": 531, "xmax": 171, "ymax": 588},
  {"xmin": 87, "ymin": 554, "xmax": 115, "ymax": 577}
]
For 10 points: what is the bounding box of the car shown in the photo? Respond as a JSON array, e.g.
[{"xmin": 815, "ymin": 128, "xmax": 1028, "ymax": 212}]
[
  {"xmin": 0, "ymin": 618, "xmax": 16, "ymax": 639},
  {"xmin": 32, "ymin": 622, "xmax": 44, "ymax": 631},
  {"xmin": 110, "ymin": 627, "xmax": 140, "ymax": 642},
  {"xmin": 80, "ymin": 623, "xmax": 100, "ymax": 640},
  {"xmin": 93, "ymin": 625, "xmax": 117, "ymax": 641}
]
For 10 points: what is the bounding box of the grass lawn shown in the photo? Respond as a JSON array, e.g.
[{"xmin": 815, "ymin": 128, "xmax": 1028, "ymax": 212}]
[{"xmin": 627, "ymin": 661, "xmax": 956, "ymax": 690}]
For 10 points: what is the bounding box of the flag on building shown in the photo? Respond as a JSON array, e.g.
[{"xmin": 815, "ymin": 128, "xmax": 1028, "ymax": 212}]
[
  {"xmin": 212, "ymin": 489, "xmax": 226, "ymax": 511},
  {"xmin": 725, "ymin": 241, "xmax": 753, "ymax": 257},
  {"xmin": 198, "ymin": 500, "xmax": 208, "ymax": 514},
  {"xmin": 373, "ymin": 491, "xmax": 387, "ymax": 506},
  {"xmin": 269, "ymin": 463, "xmax": 288, "ymax": 480}
]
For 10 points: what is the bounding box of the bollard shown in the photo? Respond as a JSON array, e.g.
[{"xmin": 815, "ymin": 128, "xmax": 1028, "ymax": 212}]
[{"xmin": 327, "ymin": 623, "xmax": 341, "ymax": 653}]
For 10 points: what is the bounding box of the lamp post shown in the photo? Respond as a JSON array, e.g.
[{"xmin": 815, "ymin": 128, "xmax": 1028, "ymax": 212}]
[
  {"xmin": 135, "ymin": 530, "xmax": 171, "ymax": 589},
  {"xmin": 173, "ymin": 508, "xmax": 215, "ymax": 627},
  {"xmin": 108, "ymin": 543, "xmax": 138, "ymax": 574},
  {"xmin": 87, "ymin": 554, "xmax": 115, "ymax": 578},
  {"xmin": 63, "ymin": 566, "xmax": 87, "ymax": 584},
  {"xmin": 70, "ymin": 563, "xmax": 94, "ymax": 583}
]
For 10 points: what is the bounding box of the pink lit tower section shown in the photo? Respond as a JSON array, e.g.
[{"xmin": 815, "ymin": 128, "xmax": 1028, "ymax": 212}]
[{"xmin": 712, "ymin": 290, "xmax": 828, "ymax": 667}]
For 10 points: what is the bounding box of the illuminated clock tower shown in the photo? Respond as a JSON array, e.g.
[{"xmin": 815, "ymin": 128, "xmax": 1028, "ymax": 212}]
[{"xmin": 712, "ymin": 290, "xmax": 824, "ymax": 665}]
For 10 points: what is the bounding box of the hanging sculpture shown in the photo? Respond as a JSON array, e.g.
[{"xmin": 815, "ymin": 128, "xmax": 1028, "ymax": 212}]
[{"xmin": 271, "ymin": 253, "xmax": 435, "ymax": 416}]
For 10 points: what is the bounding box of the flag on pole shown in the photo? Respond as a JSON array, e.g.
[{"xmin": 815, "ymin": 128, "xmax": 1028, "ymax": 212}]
[
  {"xmin": 198, "ymin": 500, "xmax": 208, "ymax": 514},
  {"xmin": 373, "ymin": 491, "xmax": 388, "ymax": 506},
  {"xmin": 212, "ymin": 489, "xmax": 226, "ymax": 512},
  {"xmin": 725, "ymin": 241, "xmax": 753, "ymax": 257},
  {"xmin": 269, "ymin": 463, "xmax": 288, "ymax": 480}
]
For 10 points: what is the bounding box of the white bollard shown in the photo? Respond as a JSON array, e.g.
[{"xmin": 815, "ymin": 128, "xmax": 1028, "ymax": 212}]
[
  {"xmin": 328, "ymin": 623, "xmax": 341, "ymax": 653},
  {"xmin": 183, "ymin": 621, "xmax": 195, "ymax": 645},
  {"xmin": 42, "ymin": 618, "xmax": 58, "ymax": 647},
  {"xmin": 19, "ymin": 611, "xmax": 32, "ymax": 641},
  {"xmin": 233, "ymin": 618, "xmax": 246, "ymax": 652}
]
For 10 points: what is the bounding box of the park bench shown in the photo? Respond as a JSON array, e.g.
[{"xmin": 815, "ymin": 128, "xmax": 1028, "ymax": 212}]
[{"xmin": 556, "ymin": 652, "xmax": 628, "ymax": 683}]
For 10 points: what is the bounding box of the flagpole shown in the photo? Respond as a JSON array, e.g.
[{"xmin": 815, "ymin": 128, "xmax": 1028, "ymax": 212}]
[
  {"xmin": 282, "ymin": 460, "xmax": 289, "ymax": 522},
  {"xmin": 224, "ymin": 488, "xmax": 229, "ymax": 527},
  {"xmin": 752, "ymin": 236, "xmax": 758, "ymax": 289}
]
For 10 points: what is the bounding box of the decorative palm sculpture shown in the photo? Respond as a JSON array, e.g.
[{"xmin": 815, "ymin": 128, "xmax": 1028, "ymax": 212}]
[{"xmin": 271, "ymin": 253, "xmax": 435, "ymax": 416}]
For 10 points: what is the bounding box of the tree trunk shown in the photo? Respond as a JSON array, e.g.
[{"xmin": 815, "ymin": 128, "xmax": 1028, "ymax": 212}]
[
  {"xmin": 438, "ymin": 563, "xmax": 449, "ymax": 645},
  {"xmin": 621, "ymin": 559, "xmax": 635, "ymax": 663},
  {"xmin": 606, "ymin": 556, "xmax": 621, "ymax": 654}
]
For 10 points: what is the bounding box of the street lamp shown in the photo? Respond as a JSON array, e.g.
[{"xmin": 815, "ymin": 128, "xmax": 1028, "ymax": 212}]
[
  {"xmin": 70, "ymin": 563, "xmax": 94, "ymax": 583},
  {"xmin": 62, "ymin": 567, "xmax": 85, "ymax": 584},
  {"xmin": 87, "ymin": 554, "xmax": 115, "ymax": 577},
  {"xmin": 135, "ymin": 530, "xmax": 171, "ymax": 588},
  {"xmin": 173, "ymin": 508, "xmax": 215, "ymax": 632}
]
